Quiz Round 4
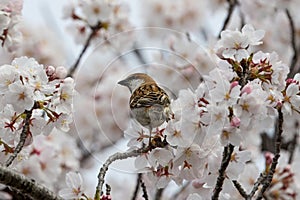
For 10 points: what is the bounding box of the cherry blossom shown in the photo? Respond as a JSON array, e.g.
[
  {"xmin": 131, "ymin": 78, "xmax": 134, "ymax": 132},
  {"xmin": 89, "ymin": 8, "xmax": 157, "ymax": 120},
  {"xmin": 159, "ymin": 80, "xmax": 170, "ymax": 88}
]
[
  {"xmin": 0, "ymin": 0, "xmax": 23, "ymax": 52},
  {"xmin": 63, "ymin": 0, "xmax": 133, "ymax": 48},
  {"xmin": 282, "ymin": 81, "xmax": 300, "ymax": 115},
  {"xmin": 216, "ymin": 24, "xmax": 265, "ymax": 61},
  {"xmin": 59, "ymin": 172, "xmax": 84, "ymax": 199},
  {"xmin": 11, "ymin": 129, "xmax": 80, "ymax": 189},
  {"xmin": 0, "ymin": 56, "xmax": 75, "ymax": 158},
  {"xmin": 119, "ymin": 23, "xmax": 300, "ymax": 199},
  {"xmin": 2, "ymin": 1, "xmax": 300, "ymax": 199},
  {"xmin": 140, "ymin": 0, "xmax": 207, "ymax": 32}
]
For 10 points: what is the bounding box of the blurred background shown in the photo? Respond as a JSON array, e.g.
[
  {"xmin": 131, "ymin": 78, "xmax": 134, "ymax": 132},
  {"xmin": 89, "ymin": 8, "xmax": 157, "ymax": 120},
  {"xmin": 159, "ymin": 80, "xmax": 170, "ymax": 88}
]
[{"xmin": 2, "ymin": 0, "xmax": 299, "ymax": 199}]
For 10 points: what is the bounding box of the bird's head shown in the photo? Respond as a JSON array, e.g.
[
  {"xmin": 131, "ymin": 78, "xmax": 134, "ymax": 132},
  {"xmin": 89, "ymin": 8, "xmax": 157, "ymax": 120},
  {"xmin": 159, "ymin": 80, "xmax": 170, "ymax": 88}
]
[{"xmin": 118, "ymin": 73, "xmax": 156, "ymax": 93}]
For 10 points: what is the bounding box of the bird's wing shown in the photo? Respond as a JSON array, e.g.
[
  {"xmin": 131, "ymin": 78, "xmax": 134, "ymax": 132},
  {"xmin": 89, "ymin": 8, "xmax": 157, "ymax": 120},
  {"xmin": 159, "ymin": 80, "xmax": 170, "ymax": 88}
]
[{"xmin": 130, "ymin": 84, "xmax": 170, "ymax": 109}]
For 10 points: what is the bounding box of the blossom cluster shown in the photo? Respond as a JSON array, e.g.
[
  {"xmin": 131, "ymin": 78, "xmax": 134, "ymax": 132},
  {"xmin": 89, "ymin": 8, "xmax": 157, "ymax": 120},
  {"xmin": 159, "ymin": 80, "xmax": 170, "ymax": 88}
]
[
  {"xmin": 13, "ymin": 25, "xmax": 67, "ymax": 67},
  {"xmin": 124, "ymin": 24, "xmax": 300, "ymax": 199},
  {"xmin": 59, "ymin": 171, "xmax": 84, "ymax": 199},
  {"xmin": 63, "ymin": 0, "xmax": 133, "ymax": 46},
  {"xmin": 0, "ymin": 0, "xmax": 23, "ymax": 52},
  {"xmin": 145, "ymin": 33, "xmax": 215, "ymax": 94},
  {"xmin": 1, "ymin": 0, "xmax": 300, "ymax": 199},
  {"xmin": 0, "ymin": 57, "xmax": 75, "ymax": 160},
  {"xmin": 15, "ymin": 129, "xmax": 81, "ymax": 190},
  {"xmin": 140, "ymin": 0, "xmax": 207, "ymax": 32}
]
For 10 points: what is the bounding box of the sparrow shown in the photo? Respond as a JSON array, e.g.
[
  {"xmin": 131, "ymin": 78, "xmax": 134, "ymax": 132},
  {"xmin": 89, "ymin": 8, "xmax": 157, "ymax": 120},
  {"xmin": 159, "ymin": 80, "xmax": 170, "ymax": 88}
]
[{"xmin": 118, "ymin": 73, "xmax": 171, "ymax": 144}]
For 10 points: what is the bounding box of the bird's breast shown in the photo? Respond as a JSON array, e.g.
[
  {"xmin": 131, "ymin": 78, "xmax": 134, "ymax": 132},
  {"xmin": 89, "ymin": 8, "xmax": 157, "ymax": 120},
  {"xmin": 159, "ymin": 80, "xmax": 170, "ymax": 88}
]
[{"xmin": 131, "ymin": 105, "xmax": 167, "ymax": 128}]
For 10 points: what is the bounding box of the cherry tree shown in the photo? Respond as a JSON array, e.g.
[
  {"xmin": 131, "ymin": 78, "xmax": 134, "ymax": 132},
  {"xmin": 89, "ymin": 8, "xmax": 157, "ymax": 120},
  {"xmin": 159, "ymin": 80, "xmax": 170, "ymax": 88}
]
[{"xmin": 0, "ymin": 0, "xmax": 300, "ymax": 200}]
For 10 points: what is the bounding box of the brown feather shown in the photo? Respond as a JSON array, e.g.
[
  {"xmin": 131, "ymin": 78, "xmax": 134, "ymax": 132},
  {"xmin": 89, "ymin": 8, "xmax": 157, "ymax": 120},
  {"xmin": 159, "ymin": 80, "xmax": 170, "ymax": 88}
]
[{"xmin": 130, "ymin": 83, "xmax": 170, "ymax": 109}]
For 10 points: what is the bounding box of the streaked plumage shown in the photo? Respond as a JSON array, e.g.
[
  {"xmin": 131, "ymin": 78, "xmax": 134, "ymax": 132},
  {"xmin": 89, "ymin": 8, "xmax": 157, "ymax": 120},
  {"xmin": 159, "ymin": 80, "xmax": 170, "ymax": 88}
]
[{"xmin": 118, "ymin": 73, "xmax": 171, "ymax": 131}]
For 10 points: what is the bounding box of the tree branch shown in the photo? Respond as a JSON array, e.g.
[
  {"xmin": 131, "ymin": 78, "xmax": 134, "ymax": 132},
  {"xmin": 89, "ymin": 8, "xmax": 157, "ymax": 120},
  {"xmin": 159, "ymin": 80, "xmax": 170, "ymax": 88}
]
[
  {"xmin": 131, "ymin": 173, "xmax": 142, "ymax": 200},
  {"xmin": 256, "ymin": 107, "xmax": 283, "ymax": 200},
  {"xmin": 154, "ymin": 188, "xmax": 164, "ymax": 200},
  {"xmin": 94, "ymin": 146, "xmax": 152, "ymax": 200},
  {"xmin": 67, "ymin": 22, "xmax": 104, "ymax": 77},
  {"xmin": 133, "ymin": 48, "xmax": 147, "ymax": 65},
  {"xmin": 211, "ymin": 144, "xmax": 235, "ymax": 200},
  {"xmin": 286, "ymin": 9, "xmax": 298, "ymax": 78},
  {"xmin": 5, "ymin": 109, "xmax": 32, "ymax": 167},
  {"xmin": 140, "ymin": 177, "xmax": 149, "ymax": 200},
  {"xmin": 0, "ymin": 165, "xmax": 62, "ymax": 200},
  {"xmin": 288, "ymin": 132, "xmax": 298, "ymax": 164},
  {"xmin": 232, "ymin": 180, "xmax": 248, "ymax": 199},
  {"xmin": 248, "ymin": 173, "xmax": 265, "ymax": 198},
  {"xmin": 218, "ymin": 0, "xmax": 237, "ymax": 38}
]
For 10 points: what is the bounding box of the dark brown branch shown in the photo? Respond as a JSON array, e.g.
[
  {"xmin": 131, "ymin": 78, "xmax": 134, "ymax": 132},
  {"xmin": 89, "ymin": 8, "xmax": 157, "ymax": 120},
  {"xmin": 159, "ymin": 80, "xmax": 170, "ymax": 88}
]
[
  {"xmin": 256, "ymin": 107, "xmax": 283, "ymax": 200},
  {"xmin": 133, "ymin": 48, "xmax": 147, "ymax": 65},
  {"xmin": 131, "ymin": 173, "xmax": 142, "ymax": 200},
  {"xmin": 67, "ymin": 22, "xmax": 103, "ymax": 77},
  {"xmin": 5, "ymin": 110, "xmax": 32, "ymax": 167},
  {"xmin": 154, "ymin": 188, "xmax": 164, "ymax": 200},
  {"xmin": 288, "ymin": 132, "xmax": 298, "ymax": 164},
  {"xmin": 260, "ymin": 132, "xmax": 276, "ymax": 153},
  {"xmin": 286, "ymin": 9, "xmax": 298, "ymax": 78},
  {"xmin": 0, "ymin": 165, "xmax": 62, "ymax": 200},
  {"xmin": 140, "ymin": 178, "xmax": 149, "ymax": 200},
  {"xmin": 211, "ymin": 144, "xmax": 235, "ymax": 200},
  {"xmin": 248, "ymin": 173, "xmax": 266, "ymax": 198},
  {"xmin": 4, "ymin": 187, "xmax": 34, "ymax": 200},
  {"xmin": 94, "ymin": 146, "xmax": 152, "ymax": 200},
  {"xmin": 218, "ymin": 0, "xmax": 237, "ymax": 38},
  {"xmin": 232, "ymin": 180, "xmax": 248, "ymax": 199}
]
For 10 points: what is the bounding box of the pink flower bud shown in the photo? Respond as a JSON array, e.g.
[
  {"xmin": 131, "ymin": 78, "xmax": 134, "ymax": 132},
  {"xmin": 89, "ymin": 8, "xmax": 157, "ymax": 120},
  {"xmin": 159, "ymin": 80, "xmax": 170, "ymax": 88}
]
[
  {"xmin": 230, "ymin": 116, "xmax": 240, "ymax": 127},
  {"xmin": 230, "ymin": 81, "xmax": 239, "ymax": 90},
  {"xmin": 264, "ymin": 152, "xmax": 274, "ymax": 165},
  {"xmin": 101, "ymin": 195, "xmax": 112, "ymax": 200},
  {"xmin": 192, "ymin": 179, "xmax": 203, "ymax": 188},
  {"xmin": 241, "ymin": 84, "xmax": 252, "ymax": 95},
  {"xmin": 286, "ymin": 78, "xmax": 296, "ymax": 85},
  {"xmin": 276, "ymin": 101, "xmax": 282, "ymax": 108},
  {"xmin": 282, "ymin": 165, "xmax": 291, "ymax": 173}
]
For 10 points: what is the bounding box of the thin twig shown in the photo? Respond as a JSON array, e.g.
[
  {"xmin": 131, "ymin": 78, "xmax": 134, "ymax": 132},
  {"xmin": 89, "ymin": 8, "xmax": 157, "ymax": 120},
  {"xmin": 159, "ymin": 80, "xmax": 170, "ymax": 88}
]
[
  {"xmin": 131, "ymin": 173, "xmax": 142, "ymax": 200},
  {"xmin": 248, "ymin": 173, "xmax": 266, "ymax": 198},
  {"xmin": 133, "ymin": 48, "xmax": 147, "ymax": 65},
  {"xmin": 286, "ymin": 9, "xmax": 298, "ymax": 78},
  {"xmin": 256, "ymin": 107, "xmax": 283, "ymax": 200},
  {"xmin": 211, "ymin": 144, "xmax": 235, "ymax": 200},
  {"xmin": 67, "ymin": 22, "xmax": 103, "ymax": 77},
  {"xmin": 140, "ymin": 178, "xmax": 149, "ymax": 200},
  {"xmin": 218, "ymin": 0, "xmax": 237, "ymax": 38},
  {"xmin": 5, "ymin": 110, "xmax": 32, "ymax": 167},
  {"xmin": 232, "ymin": 180, "xmax": 248, "ymax": 199},
  {"xmin": 94, "ymin": 146, "xmax": 152, "ymax": 200},
  {"xmin": 288, "ymin": 132, "xmax": 298, "ymax": 164},
  {"xmin": 0, "ymin": 165, "xmax": 63, "ymax": 200},
  {"xmin": 105, "ymin": 184, "xmax": 111, "ymax": 196},
  {"xmin": 155, "ymin": 188, "xmax": 164, "ymax": 200}
]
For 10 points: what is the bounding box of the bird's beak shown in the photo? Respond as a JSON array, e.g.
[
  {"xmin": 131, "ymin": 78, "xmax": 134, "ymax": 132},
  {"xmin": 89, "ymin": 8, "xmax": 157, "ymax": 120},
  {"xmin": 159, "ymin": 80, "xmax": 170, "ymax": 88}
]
[{"xmin": 118, "ymin": 79, "xmax": 127, "ymax": 86}]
